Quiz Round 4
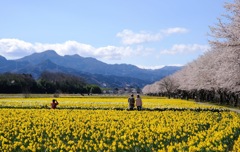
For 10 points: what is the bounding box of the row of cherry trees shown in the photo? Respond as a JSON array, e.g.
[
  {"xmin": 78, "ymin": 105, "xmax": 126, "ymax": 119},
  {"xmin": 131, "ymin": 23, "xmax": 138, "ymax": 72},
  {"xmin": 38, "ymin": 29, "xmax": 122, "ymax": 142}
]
[{"xmin": 143, "ymin": 0, "xmax": 240, "ymax": 106}]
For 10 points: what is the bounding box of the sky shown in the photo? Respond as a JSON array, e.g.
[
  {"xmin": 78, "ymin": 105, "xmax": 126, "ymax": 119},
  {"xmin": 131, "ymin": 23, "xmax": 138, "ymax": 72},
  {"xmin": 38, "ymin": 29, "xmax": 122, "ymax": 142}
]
[{"xmin": 0, "ymin": 0, "xmax": 233, "ymax": 69}]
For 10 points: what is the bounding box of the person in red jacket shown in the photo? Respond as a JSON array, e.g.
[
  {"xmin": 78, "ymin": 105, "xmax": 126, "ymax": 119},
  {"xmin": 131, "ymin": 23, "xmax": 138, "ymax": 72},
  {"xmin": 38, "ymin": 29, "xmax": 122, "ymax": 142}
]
[{"xmin": 51, "ymin": 99, "xmax": 59, "ymax": 109}]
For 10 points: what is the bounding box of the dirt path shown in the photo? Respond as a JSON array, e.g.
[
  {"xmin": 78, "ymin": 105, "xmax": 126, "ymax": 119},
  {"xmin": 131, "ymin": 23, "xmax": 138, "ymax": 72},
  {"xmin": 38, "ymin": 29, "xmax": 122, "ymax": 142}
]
[{"xmin": 197, "ymin": 102, "xmax": 240, "ymax": 114}]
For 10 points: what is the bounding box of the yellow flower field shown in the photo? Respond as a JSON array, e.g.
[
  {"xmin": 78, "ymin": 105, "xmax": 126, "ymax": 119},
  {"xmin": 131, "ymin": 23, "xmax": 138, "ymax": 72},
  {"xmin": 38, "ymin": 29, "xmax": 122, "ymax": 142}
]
[
  {"xmin": 0, "ymin": 96, "xmax": 224, "ymax": 109},
  {"xmin": 0, "ymin": 96, "xmax": 239, "ymax": 151}
]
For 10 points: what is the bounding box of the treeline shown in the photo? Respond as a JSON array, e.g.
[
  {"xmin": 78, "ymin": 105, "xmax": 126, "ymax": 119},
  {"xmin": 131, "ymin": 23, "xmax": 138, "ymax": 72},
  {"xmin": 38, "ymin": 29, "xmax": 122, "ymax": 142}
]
[
  {"xmin": 142, "ymin": 1, "xmax": 240, "ymax": 107},
  {"xmin": 0, "ymin": 71, "xmax": 102, "ymax": 94}
]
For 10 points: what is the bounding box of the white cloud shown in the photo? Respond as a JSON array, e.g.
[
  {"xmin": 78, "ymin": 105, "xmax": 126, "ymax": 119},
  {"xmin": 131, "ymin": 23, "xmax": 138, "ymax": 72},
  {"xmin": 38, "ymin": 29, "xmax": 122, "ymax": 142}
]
[
  {"xmin": 34, "ymin": 41, "xmax": 95, "ymax": 57},
  {"xmin": 160, "ymin": 44, "xmax": 209, "ymax": 55},
  {"xmin": 116, "ymin": 29, "xmax": 162, "ymax": 45},
  {"xmin": 0, "ymin": 39, "xmax": 34, "ymax": 59},
  {"xmin": 0, "ymin": 38, "xmax": 150, "ymax": 60},
  {"xmin": 162, "ymin": 27, "xmax": 188, "ymax": 35},
  {"xmin": 94, "ymin": 46, "xmax": 134, "ymax": 60},
  {"xmin": 136, "ymin": 65, "xmax": 165, "ymax": 70},
  {"xmin": 137, "ymin": 64, "xmax": 183, "ymax": 70},
  {"xmin": 116, "ymin": 28, "xmax": 188, "ymax": 45}
]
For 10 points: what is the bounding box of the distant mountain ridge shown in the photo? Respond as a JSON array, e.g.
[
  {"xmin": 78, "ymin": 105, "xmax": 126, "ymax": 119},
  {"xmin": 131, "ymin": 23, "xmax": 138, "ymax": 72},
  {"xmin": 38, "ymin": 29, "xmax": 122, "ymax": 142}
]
[{"xmin": 0, "ymin": 50, "xmax": 182, "ymax": 88}]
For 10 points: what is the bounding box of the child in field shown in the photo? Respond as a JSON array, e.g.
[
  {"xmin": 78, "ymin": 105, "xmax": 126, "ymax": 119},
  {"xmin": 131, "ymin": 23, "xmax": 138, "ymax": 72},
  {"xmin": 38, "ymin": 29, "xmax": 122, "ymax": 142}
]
[
  {"xmin": 136, "ymin": 94, "xmax": 142, "ymax": 111},
  {"xmin": 51, "ymin": 99, "xmax": 59, "ymax": 109}
]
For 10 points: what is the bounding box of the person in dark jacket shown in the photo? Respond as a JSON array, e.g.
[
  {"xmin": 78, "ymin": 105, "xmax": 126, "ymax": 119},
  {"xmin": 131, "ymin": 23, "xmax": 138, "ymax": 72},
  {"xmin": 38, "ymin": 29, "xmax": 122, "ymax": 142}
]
[{"xmin": 128, "ymin": 94, "xmax": 135, "ymax": 110}]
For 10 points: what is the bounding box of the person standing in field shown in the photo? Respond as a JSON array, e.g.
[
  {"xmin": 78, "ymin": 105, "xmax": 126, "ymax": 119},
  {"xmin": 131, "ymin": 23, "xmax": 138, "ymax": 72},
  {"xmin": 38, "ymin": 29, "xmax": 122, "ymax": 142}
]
[
  {"xmin": 136, "ymin": 94, "xmax": 142, "ymax": 111},
  {"xmin": 51, "ymin": 99, "xmax": 59, "ymax": 109},
  {"xmin": 128, "ymin": 94, "xmax": 135, "ymax": 110}
]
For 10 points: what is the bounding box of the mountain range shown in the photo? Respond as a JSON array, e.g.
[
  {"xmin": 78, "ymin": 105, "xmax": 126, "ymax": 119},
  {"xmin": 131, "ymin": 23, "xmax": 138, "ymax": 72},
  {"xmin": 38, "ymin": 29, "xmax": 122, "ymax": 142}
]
[{"xmin": 0, "ymin": 50, "xmax": 182, "ymax": 88}]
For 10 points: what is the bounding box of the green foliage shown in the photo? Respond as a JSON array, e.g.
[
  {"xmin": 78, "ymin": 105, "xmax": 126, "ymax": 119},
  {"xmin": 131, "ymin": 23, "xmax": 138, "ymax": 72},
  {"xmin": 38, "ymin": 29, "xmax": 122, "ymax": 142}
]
[
  {"xmin": 0, "ymin": 73, "xmax": 37, "ymax": 93},
  {"xmin": 85, "ymin": 84, "xmax": 102, "ymax": 94},
  {"xmin": 0, "ymin": 72, "xmax": 102, "ymax": 94},
  {"xmin": 37, "ymin": 71, "xmax": 87, "ymax": 94}
]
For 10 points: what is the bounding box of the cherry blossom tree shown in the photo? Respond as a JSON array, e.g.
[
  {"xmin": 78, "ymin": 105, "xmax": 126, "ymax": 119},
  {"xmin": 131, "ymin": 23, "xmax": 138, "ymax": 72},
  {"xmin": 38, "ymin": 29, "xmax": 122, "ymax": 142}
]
[{"xmin": 143, "ymin": 0, "xmax": 240, "ymax": 106}]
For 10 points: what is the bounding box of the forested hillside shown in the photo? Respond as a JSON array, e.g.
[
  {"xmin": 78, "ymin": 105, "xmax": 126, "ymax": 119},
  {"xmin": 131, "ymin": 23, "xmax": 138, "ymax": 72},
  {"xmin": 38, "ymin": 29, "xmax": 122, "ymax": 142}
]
[
  {"xmin": 0, "ymin": 72, "xmax": 101, "ymax": 94},
  {"xmin": 143, "ymin": 0, "xmax": 240, "ymax": 106}
]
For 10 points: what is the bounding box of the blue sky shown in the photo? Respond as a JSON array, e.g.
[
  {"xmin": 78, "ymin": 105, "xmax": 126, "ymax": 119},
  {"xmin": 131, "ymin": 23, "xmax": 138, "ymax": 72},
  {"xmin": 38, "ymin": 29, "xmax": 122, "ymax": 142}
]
[{"xmin": 0, "ymin": 0, "xmax": 231, "ymax": 69}]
